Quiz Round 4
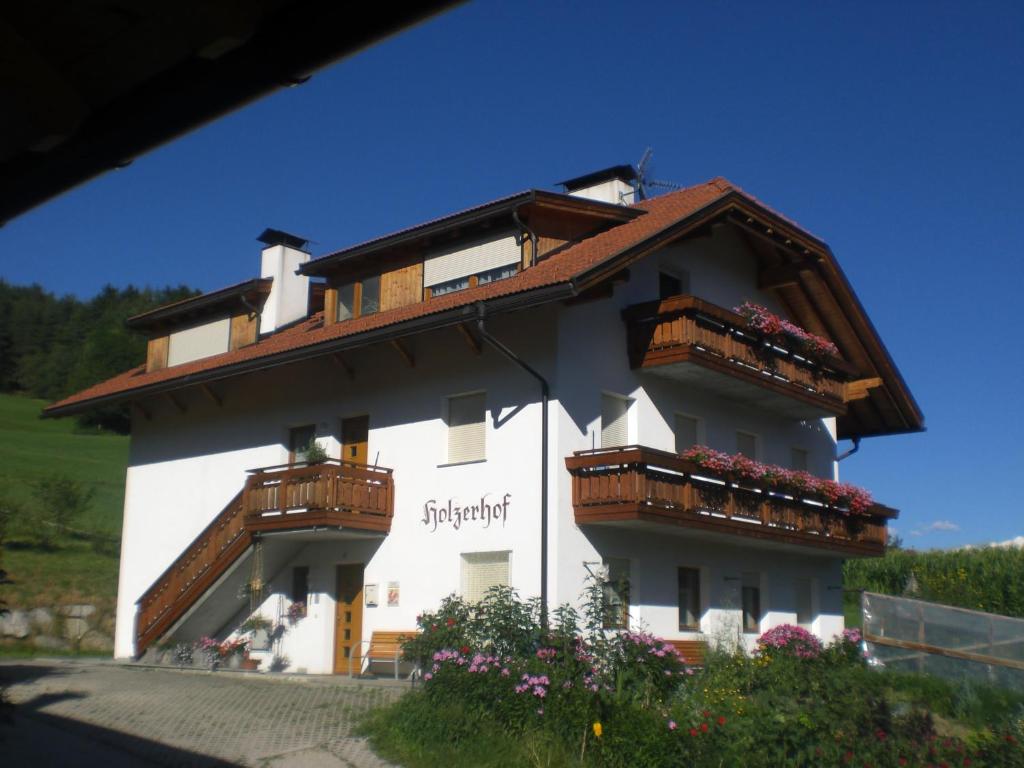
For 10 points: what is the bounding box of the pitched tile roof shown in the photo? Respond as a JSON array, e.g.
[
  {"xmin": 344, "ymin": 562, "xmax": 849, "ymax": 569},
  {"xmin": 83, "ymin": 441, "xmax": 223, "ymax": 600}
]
[{"xmin": 46, "ymin": 178, "xmax": 736, "ymax": 415}]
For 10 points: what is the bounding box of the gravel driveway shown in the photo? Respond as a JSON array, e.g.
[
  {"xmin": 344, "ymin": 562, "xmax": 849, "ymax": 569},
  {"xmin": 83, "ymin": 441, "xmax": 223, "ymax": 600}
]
[{"xmin": 1, "ymin": 660, "xmax": 407, "ymax": 767}]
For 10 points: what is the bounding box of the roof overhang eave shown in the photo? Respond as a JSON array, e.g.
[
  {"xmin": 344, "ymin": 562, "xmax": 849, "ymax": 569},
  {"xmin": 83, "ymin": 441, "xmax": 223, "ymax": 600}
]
[{"xmin": 43, "ymin": 280, "xmax": 579, "ymax": 419}]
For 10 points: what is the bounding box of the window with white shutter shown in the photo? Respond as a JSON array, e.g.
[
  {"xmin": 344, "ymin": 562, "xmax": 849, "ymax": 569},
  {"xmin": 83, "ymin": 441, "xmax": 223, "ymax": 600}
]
[
  {"xmin": 674, "ymin": 413, "xmax": 700, "ymax": 453},
  {"xmin": 446, "ymin": 392, "xmax": 486, "ymax": 463},
  {"xmin": 601, "ymin": 394, "xmax": 630, "ymax": 448},
  {"xmin": 461, "ymin": 551, "xmax": 510, "ymax": 603},
  {"xmin": 424, "ymin": 233, "xmax": 520, "ymax": 288}
]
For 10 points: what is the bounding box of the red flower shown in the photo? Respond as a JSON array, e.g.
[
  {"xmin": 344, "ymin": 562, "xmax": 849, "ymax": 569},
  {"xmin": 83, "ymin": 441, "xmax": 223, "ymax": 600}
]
[
  {"xmin": 700, "ymin": 723, "xmax": 708, "ymax": 733},
  {"xmin": 446, "ymin": 617, "xmax": 456, "ymax": 627},
  {"xmin": 843, "ymin": 751, "xmax": 853, "ymax": 763},
  {"xmin": 899, "ymin": 759, "xmax": 907, "ymax": 767},
  {"xmin": 689, "ymin": 728, "xmax": 698, "ymax": 737},
  {"xmin": 459, "ymin": 645, "xmax": 470, "ymax": 654},
  {"xmin": 701, "ymin": 710, "xmax": 710, "ymax": 719},
  {"xmin": 717, "ymin": 716, "xmax": 726, "ymax": 726}
]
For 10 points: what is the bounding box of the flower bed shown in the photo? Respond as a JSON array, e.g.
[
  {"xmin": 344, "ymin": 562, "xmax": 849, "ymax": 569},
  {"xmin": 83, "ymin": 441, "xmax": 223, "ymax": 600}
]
[
  {"xmin": 680, "ymin": 445, "xmax": 874, "ymax": 515},
  {"xmin": 734, "ymin": 301, "xmax": 840, "ymax": 359},
  {"xmin": 362, "ymin": 590, "xmax": 1024, "ymax": 768}
]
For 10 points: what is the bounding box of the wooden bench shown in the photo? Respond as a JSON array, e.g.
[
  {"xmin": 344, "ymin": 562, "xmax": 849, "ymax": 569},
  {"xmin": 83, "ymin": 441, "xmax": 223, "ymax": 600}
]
[
  {"xmin": 356, "ymin": 630, "xmax": 419, "ymax": 679},
  {"xmin": 665, "ymin": 639, "xmax": 708, "ymax": 667}
]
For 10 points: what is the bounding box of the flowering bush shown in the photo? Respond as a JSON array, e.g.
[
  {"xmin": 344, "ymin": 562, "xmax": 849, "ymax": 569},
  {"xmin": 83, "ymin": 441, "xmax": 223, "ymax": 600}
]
[
  {"xmin": 364, "ymin": 585, "xmax": 1024, "ymax": 768},
  {"xmin": 680, "ymin": 445, "xmax": 874, "ymax": 515},
  {"xmin": 734, "ymin": 301, "xmax": 840, "ymax": 359},
  {"xmin": 756, "ymin": 624, "xmax": 822, "ymax": 660},
  {"xmin": 217, "ymin": 638, "xmax": 247, "ymax": 659}
]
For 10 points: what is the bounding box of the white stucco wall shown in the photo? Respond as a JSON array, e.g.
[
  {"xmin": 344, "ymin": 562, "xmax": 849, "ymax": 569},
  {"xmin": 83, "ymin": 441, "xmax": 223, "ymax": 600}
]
[{"xmin": 117, "ymin": 226, "xmax": 852, "ymax": 667}]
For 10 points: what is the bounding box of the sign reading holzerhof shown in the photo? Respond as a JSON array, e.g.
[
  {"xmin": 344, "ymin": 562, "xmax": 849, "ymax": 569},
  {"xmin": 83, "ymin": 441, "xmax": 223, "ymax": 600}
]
[{"xmin": 423, "ymin": 493, "xmax": 511, "ymax": 532}]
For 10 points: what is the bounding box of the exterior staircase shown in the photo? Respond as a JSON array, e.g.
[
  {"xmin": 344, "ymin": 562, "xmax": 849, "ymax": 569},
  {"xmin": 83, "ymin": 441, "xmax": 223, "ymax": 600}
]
[{"xmin": 134, "ymin": 460, "xmax": 394, "ymax": 656}]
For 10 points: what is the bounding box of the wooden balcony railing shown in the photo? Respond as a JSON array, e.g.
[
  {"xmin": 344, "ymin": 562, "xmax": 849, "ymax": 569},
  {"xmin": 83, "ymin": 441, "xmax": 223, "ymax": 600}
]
[
  {"xmin": 135, "ymin": 459, "xmax": 394, "ymax": 656},
  {"xmin": 622, "ymin": 296, "xmax": 857, "ymax": 414},
  {"xmin": 135, "ymin": 491, "xmax": 252, "ymax": 655},
  {"xmin": 566, "ymin": 446, "xmax": 894, "ymax": 556},
  {"xmin": 243, "ymin": 459, "xmax": 394, "ymax": 533}
]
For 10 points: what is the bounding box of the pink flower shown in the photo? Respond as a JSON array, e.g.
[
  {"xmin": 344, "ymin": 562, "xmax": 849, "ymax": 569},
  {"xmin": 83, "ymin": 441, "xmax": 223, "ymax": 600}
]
[
  {"xmin": 423, "ymin": 672, "xmax": 433, "ymax": 681},
  {"xmin": 668, "ymin": 720, "xmax": 678, "ymax": 731}
]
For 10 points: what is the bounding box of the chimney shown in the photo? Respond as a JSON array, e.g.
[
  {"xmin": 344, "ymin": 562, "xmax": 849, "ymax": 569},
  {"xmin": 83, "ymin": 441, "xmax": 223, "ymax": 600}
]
[
  {"xmin": 557, "ymin": 165, "xmax": 638, "ymax": 206},
  {"xmin": 257, "ymin": 228, "xmax": 311, "ymax": 334}
]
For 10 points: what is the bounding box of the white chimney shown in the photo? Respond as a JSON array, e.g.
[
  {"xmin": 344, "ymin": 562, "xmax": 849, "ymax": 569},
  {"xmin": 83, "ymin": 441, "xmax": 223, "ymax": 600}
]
[
  {"xmin": 257, "ymin": 229, "xmax": 310, "ymax": 334},
  {"xmin": 558, "ymin": 165, "xmax": 638, "ymax": 206}
]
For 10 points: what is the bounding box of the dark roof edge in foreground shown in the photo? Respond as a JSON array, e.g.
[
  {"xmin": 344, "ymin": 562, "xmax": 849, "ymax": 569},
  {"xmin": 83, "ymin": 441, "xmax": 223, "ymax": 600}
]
[{"xmin": 557, "ymin": 164, "xmax": 637, "ymax": 191}]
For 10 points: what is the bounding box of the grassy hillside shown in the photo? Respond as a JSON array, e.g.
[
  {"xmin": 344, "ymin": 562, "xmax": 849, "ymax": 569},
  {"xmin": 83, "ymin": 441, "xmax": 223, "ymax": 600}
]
[{"xmin": 0, "ymin": 392, "xmax": 128, "ymax": 609}]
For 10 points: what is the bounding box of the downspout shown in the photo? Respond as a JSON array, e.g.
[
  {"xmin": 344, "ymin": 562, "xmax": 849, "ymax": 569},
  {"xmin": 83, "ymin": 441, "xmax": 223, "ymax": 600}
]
[
  {"xmin": 476, "ymin": 301, "xmax": 550, "ymax": 631},
  {"xmin": 837, "ymin": 436, "xmax": 861, "ymax": 462},
  {"xmin": 512, "ymin": 209, "xmax": 539, "ymax": 266}
]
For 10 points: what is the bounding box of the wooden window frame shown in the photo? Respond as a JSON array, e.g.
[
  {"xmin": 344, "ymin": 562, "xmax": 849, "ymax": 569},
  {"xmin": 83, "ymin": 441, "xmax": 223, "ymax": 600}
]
[{"xmin": 674, "ymin": 411, "xmax": 704, "ymax": 454}]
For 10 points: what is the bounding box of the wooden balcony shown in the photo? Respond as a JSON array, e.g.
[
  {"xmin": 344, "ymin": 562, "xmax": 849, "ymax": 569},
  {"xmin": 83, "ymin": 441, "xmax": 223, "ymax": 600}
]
[
  {"xmin": 566, "ymin": 446, "xmax": 895, "ymax": 556},
  {"xmin": 135, "ymin": 459, "xmax": 393, "ymax": 656},
  {"xmin": 243, "ymin": 459, "xmax": 394, "ymax": 533},
  {"xmin": 623, "ymin": 295, "xmax": 859, "ymax": 419}
]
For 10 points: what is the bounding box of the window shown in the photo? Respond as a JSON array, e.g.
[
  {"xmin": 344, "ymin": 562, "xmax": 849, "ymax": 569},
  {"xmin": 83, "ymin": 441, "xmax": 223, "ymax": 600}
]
[
  {"xmin": 360, "ymin": 274, "xmax": 381, "ymax": 316},
  {"xmin": 446, "ymin": 392, "xmax": 486, "ymax": 463},
  {"xmin": 736, "ymin": 431, "xmax": 758, "ymax": 459},
  {"xmin": 336, "ymin": 283, "xmax": 356, "ymax": 322},
  {"xmin": 602, "ymin": 558, "xmax": 630, "ymax": 629},
  {"xmin": 741, "ymin": 572, "xmax": 761, "ymax": 633},
  {"xmin": 678, "ymin": 567, "xmax": 701, "ymax": 631},
  {"xmin": 674, "ymin": 414, "xmax": 700, "ymax": 453},
  {"xmin": 476, "ymin": 264, "xmax": 518, "ymax": 285},
  {"xmin": 659, "ymin": 269, "xmax": 689, "ymax": 299},
  {"xmin": 334, "ymin": 277, "xmax": 380, "ymax": 322},
  {"xmin": 430, "ymin": 276, "xmax": 470, "ymax": 296},
  {"xmin": 288, "ymin": 425, "xmax": 316, "ymax": 464},
  {"xmin": 601, "ymin": 393, "xmax": 630, "ymax": 448},
  {"xmin": 461, "ymin": 551, "xmax": 510, "ymax": 603},
  {"xmin": 795, "ymin": 578, "xmax": 814, "ymax": 629},
  {"xmin": 291, "ymin": 566, "xmax": 309, "ymax": 617},
  {"xmin": 423, "ymin": 232, "xmax": 520, "ymax": 294},
  {"xmin": 791, "ymin": 448, "xmax": 809, "ymax": 472}
]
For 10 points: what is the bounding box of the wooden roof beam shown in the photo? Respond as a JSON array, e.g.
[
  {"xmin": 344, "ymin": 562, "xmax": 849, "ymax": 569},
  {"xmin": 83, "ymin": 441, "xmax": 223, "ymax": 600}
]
[
  {"xmin": 331, "ymin": 352, "xmax": 355, "ymax": 379},
  {"xmin": 390, "ymin": 339, "xmax": 415, "ymax": 368},
  {"xmin": 200, "ymin": 383, "xmax": 223, "ymax": 408},
  {"xmin": 456, "ymin": 323, "xmax": 481, "ymax": 355}
]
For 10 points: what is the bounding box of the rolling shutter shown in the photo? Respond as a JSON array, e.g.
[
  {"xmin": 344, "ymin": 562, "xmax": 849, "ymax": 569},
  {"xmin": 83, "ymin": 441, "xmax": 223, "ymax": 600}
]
[
  {"xmin": 601, "ymin": 394, "xmax": 629, "ymax": 448},
  {"xmin": 167, "ymin": 317, "xmax": 230, "ymax": 366},
  {"xmin": 447, "ymin": 392, "xmax": 486, "ymax": 463},
  {"xmin": 461, "ymin": 551, "xmax": 510, "ymax": 603},
  {"xmin": 423, "ymin": 232, "xmax": 520, "ymax": 287}
]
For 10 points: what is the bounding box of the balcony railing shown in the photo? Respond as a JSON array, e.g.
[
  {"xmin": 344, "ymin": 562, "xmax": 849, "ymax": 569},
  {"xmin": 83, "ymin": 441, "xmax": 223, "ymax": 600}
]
[
  {"xmin": 566, "ymin": 446, "xmax": 894, "ymax": 556},
  {"xmin": 622, "ymin": 296, "xmax": 857, "ymax": 415},
  {"xmin": 243, "ymin": 459, "xmax": 394, "ymax": 533}
]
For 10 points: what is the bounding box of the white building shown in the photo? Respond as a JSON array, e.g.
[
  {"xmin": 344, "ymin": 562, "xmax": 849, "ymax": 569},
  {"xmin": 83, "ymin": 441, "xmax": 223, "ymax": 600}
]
[{"xmin": 47, "ymin": 168, "xmax": 923, "ymax": 674}]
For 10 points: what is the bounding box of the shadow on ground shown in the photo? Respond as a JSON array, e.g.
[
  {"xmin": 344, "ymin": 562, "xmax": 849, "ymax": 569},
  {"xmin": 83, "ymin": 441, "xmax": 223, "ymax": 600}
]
[{"xmin": 1, "ymin": 667, "xmax": 238, "ymax": 767}]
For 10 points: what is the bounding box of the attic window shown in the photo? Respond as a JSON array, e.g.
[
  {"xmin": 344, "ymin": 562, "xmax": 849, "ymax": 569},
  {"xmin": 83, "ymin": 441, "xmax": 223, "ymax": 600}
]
[{"xmin": 335, "ymin": 277, "xmax": 380, "ymax": 322}]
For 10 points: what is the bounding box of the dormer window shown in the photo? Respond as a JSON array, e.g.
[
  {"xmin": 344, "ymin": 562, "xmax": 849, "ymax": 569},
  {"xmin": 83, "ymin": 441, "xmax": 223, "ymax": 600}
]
[{"xmin": 336, "ymin": 277, "xmax": 381, "ymax": 322}]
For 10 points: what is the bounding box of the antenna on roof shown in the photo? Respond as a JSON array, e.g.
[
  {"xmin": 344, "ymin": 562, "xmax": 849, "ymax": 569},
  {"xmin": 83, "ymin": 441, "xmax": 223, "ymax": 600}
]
[{"xmin": 634, "ymin": 147, "xmax": 682, "ymax": 201}]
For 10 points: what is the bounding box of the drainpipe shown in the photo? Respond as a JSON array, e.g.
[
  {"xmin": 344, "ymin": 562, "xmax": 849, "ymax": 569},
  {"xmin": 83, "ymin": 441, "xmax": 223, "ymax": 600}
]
[
  {"xmin": 476, "ymin": 302, "xmax": 550, "ymax": 632},
  {"xmin": 512, "ymin": 209, "xmax": 538, "ymax": 266},
  {"xmin": 837, "ymin": 436, "xmax": 861, "ymax": 462}
]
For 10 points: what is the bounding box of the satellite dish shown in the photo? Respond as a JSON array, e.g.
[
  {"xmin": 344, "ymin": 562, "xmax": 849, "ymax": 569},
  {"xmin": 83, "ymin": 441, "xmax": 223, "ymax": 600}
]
[{"xmin": 634, "ymin": 147, "xmax": 682, "ymax": 201}]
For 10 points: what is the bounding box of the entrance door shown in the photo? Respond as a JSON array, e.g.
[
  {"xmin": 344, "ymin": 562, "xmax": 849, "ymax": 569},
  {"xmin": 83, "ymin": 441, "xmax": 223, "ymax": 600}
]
[
  {"xmin": 334, "ymin": 563, "xmax": 364, "ymax": 674},
  {"xmin": 341, "ymin": 415, "xmax": 369, "ymax": 465}
]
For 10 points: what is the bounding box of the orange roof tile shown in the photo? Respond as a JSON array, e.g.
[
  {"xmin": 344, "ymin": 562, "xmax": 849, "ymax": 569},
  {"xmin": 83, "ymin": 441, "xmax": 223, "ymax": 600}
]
[{"xmin": 46, "ymin": 177, "xmax": 873, "ymax": 421}]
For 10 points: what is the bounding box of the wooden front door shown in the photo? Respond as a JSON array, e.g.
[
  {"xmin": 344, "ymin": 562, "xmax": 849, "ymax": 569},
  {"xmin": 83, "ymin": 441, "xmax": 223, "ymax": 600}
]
[
  {"xmin": 341, "ymin": 415, "xmax": 369, "ymax": 465},
  {"xmin": 334, "ymin": 563, "xmax": 364, "ymax": 674}
]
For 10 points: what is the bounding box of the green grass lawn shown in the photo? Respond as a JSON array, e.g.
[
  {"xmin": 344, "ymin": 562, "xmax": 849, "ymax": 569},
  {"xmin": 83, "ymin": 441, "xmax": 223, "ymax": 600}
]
[{"xmin": 0, "ymin": 392, "xmax": 127, "ymax": 613}]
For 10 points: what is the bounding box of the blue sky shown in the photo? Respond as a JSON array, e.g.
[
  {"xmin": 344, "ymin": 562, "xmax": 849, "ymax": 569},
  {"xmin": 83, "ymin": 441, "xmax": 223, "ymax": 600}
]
[{"xmin": 2, "ymin": 2, "xmax": 1022, "ymax": 549}]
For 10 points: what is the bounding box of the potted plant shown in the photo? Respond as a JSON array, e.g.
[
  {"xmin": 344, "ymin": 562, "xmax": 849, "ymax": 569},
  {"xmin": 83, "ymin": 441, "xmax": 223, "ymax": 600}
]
[
  {"xmin": 196, "ymin": 636, "xmax": 220, "ymax": 671},
  {"xmin": 241, "ymin": 615, "xmax": 273, "ymax": 651},
  {"xmin": 287, "ymin": 600, "xmax": 306, "ymax": 624},
  {"xmin": 219, "ymin": 638, "xmax": 248, "ymax": 669}
]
